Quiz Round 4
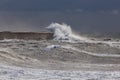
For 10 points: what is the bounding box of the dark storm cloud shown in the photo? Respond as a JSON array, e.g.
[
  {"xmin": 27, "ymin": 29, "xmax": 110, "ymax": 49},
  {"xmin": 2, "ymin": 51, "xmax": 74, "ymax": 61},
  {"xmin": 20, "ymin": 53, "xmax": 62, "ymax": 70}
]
[
  {"xmin": 0, "ymin": 0, "xmax": 120, "ymax": 33},
  {"xmin": 0, "ymin": 0, "xmax": 120, "ymax": 11}
]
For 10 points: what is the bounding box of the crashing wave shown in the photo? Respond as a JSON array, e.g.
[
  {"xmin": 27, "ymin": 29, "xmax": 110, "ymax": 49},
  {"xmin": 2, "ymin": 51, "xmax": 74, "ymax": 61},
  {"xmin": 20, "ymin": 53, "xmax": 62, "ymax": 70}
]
[
  {"xmin": 47, "ymin": 23, "xmax": 88, "ymax": 42},
  {"xmin": 46, "ymin": 23, "xmax": 120, "ymax": 49}
]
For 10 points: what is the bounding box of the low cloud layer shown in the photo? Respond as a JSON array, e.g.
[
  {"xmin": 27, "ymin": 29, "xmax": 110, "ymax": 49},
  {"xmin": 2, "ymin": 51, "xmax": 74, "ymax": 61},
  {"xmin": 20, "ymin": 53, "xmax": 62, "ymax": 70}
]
[{"xmin": 0, "ymin": 12, "xmax": 120, "ymax": 33}]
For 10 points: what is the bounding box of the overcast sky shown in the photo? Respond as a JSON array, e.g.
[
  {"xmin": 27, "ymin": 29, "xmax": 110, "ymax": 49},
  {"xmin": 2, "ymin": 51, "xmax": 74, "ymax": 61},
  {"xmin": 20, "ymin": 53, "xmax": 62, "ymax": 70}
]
[
  {"xmin": 0, "ymin": 0, "xmax": 119, "ymax": 11},
  {"xmin": 0, "ymin": 0, "xmax": 120, "ymax": 33}
]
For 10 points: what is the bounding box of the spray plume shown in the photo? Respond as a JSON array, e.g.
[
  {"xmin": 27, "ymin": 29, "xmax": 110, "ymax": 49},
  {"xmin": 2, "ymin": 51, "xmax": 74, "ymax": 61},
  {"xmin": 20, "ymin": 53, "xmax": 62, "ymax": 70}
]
[{"xmin": 47, "ymin": 23, "xmax": 88, "ymax": 42}]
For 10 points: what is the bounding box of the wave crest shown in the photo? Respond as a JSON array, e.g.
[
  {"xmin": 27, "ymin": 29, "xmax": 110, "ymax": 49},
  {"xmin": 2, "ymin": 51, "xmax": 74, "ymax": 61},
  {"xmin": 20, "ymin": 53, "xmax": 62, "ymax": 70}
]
[{"xmin": 47, "ymin": 23, "xmax": 87, "ymax": 42}]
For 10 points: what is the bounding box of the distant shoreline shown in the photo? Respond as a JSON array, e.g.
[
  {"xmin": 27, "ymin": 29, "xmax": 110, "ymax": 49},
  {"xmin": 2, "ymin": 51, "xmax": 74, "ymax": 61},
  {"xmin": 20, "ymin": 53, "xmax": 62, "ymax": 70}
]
[{"xmin": 0, "ymin": 31, "xmax": 53, "ymax": 40}]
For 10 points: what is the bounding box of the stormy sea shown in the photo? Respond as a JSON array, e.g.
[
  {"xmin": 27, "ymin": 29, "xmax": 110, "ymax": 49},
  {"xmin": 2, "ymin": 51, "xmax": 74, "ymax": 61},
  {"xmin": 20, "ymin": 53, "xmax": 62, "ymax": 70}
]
[{"xmin": 0, "ymin": 22, "xmax": 120, "ymax": 80}]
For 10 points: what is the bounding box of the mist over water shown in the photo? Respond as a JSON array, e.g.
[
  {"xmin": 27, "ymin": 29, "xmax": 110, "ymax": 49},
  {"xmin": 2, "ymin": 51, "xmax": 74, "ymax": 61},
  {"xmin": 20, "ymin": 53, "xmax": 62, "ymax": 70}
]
[{"xmin": 0, "ymin": 11, "xmax": 120, "ymax": 33}]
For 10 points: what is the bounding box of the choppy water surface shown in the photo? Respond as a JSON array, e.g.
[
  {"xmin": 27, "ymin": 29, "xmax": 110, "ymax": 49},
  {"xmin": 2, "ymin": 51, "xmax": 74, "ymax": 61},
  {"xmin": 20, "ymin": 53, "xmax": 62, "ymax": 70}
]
[
  {"xmin": 0, "ymin": 64, "xmax": 120, "ymax": 80},
  {"xmin": 0, "ymin": 23, "xmax": 120, "ymax": 79}
]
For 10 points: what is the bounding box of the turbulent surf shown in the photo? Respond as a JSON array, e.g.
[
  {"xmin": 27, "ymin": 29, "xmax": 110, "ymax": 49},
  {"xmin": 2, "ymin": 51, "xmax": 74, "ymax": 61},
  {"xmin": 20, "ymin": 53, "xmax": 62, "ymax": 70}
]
[{"xmin": 0, "ymin": 23, "xmax": 120, "ymax": 79}]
